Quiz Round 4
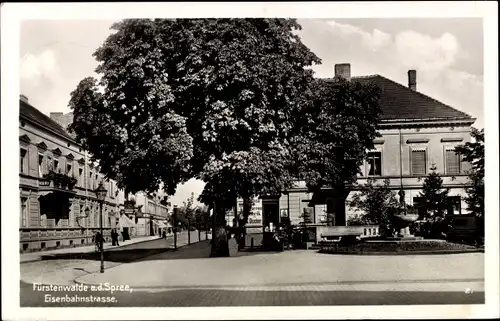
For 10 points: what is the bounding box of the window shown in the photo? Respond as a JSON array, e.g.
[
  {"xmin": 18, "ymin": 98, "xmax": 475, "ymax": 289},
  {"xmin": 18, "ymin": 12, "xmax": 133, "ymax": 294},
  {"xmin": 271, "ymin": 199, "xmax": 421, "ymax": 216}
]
[
  {"xmin": 366, "ymin": 151, "xmax": 382, "ymax": 176},
  {"xmin": 67, "ymin": 163, "xmax": 72, "ymax": 175},
  {"xmin": 78, "ymin": 168, "xmax": 83, "ymax": 187},
  {"xmin": 89, "ymin": 171, "xmax": 93, "ymax": 189},
  {"xmin": 447, "ymin": 196, "xmax": 461, "ymax": 216},
  {"xmin": 20, "ymin": 197, "xmax": 28, "ymax": 227},
  {"xmin": 54, "ymin": 159, "xmax": 59, "ymax": 171},
  {"xmin": 47, "ymin": 156, "xmax": 52, "ymax": 171},
  {"xmin": 446, "ymin": 150, "xmax": 461, "ymax": 175},
  {"xmin": 20, "ymin": 149, "xmax": 27, "ymax": 174},
  {"xmin": 38, "ymin": 154, "xmax": 44, "ymax": 177},
  {"xmin": 413, "ymin": 197, "xmax": 426, "ymax": 219},
  {"xmin": 411, "ymin": 150, "xmax": 426, "ymax": 176}
]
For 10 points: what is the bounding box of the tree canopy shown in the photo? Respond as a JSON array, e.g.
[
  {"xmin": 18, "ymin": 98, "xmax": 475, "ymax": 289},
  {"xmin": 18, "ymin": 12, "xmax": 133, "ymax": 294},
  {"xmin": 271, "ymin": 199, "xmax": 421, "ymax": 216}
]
[
  {"xmin": 69, "ymin": 18, "xmax": 383, "ymax": 236},
  {"xmin": 291, "ymin": 78, "xmax": 382, "ymax": 192},
  {"xmin": 69, "ymin": 18, "xmax": 320, "ymax": 207}
]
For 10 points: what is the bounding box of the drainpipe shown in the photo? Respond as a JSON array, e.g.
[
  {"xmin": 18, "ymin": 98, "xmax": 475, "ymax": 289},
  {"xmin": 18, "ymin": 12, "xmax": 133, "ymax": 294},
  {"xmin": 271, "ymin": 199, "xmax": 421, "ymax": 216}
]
[{"xmin": 398, "ymin": 128, "xmax": 406, "ymax": 214}]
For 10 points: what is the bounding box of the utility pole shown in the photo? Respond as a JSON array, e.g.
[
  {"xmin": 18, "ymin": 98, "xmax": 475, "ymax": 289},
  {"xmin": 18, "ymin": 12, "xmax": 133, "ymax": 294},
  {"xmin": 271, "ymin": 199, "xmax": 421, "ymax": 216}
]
[{"xmin": 188, "ymin": 217, "xmax": 191, "ymax": 245}]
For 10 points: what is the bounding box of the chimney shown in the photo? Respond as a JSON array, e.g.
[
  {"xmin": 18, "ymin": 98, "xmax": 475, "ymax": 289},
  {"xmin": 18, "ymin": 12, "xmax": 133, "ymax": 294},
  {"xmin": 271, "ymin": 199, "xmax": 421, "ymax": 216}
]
[
  {"xmin": 334, "ymin": 63, "xmax": 351, "ymax": 81},
  {"xmin": 50, "ymin": 112, "xmax": 63, "ymax": 121},
  {"xmin": 20, "ymin": 94, "xmax": 29, "ymax": 103},
  {"xmin": 408, "ymin": 70, "xmax": 417, "ymax": 91}
]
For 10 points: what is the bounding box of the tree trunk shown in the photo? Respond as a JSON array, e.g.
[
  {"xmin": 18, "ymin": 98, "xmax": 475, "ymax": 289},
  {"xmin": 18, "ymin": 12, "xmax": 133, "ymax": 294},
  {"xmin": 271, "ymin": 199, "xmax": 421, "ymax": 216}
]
[
  {"xmin": 328, "ymin": 189, "xmax": 349, "ymax": 226},
  {"xmin": 210, "ymin": 201, "xmax": 229, "ymax": 257}
]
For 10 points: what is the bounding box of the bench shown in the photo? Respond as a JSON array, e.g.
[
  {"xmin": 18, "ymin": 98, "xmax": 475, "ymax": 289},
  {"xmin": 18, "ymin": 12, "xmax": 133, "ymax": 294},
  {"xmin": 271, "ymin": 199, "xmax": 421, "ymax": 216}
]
[{"xmin": 319, "ymin": 232, "xmax": 362, "ymax": 251}]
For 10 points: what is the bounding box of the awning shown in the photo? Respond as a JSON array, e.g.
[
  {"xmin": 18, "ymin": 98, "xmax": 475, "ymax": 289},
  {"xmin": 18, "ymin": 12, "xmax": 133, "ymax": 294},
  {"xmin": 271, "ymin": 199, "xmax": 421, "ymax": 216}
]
[
  {"xmin": 153, "ymin": 221, "xmax": 167, "ymax": 228},
  {"xmin": 118, "ymin": 214, "xmax": 135, "ymax": 228}
]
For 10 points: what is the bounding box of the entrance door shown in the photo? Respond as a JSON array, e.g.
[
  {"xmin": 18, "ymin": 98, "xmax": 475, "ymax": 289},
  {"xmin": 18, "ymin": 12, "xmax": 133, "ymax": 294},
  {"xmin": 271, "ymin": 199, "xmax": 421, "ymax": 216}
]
[{"xmin": 262, "ymin": 201, "xmax": 279, "ymax": 231}]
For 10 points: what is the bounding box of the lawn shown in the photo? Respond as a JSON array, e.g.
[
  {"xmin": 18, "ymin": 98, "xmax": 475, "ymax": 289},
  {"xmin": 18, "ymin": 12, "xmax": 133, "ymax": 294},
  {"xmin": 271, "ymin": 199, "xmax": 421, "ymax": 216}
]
[{"xmin": 319, "ymin": 240, "xmax": 481, "ymax": 255}]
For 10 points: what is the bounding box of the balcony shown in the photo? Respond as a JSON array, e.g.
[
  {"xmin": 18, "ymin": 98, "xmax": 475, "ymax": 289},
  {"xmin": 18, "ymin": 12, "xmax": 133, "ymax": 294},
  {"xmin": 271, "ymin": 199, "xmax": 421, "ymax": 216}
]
[{"xmin": 39, "ymin": 170, "xmax": 78, "ymax": 195}]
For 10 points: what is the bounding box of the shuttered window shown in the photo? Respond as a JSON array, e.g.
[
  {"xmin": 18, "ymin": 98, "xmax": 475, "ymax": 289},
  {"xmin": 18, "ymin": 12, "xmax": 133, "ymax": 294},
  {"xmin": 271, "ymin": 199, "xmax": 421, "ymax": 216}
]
[
  {"xmin": 411, "ymin": 150, "xmax": 426, "ymax": 176},
  {"xmin": 446, "ymin": 150, "xmax": 461, "ymax": 175}
]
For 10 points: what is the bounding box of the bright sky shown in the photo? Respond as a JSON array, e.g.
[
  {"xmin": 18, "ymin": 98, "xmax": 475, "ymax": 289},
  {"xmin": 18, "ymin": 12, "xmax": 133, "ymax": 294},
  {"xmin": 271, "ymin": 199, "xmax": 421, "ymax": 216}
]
[{"xmin": 19, "ymin": 18, "xmax": 484, "ymax": 206}]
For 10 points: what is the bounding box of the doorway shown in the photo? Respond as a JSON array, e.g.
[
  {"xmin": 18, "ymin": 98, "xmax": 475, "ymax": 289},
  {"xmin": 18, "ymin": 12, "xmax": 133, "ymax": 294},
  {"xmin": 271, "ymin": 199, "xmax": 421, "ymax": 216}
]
[{"xmin": 262, "ymin": 200, "xmax": 279, "ymax": 231}]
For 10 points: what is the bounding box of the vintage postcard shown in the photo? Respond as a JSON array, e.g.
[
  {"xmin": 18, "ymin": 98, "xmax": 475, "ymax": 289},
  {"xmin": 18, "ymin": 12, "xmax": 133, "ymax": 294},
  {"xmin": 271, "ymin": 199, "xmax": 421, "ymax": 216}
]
[{"xmin": 1, "ymin": 2, "xmax": 498, "ymax": 320}]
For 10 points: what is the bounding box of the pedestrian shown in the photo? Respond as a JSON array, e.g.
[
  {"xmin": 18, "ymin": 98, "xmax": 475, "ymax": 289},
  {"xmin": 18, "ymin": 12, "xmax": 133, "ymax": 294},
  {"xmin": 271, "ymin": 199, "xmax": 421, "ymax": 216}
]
[
  {"xmin": 162, "ymin": 230, "xmax": 166, "ymax": 239},
  {"xmin": 111, "ymin": 229, "xmax": 116, "ymax": 246},
  {"xmin": 115, "ymin": 229, "xmax": 120, "ymax": 246}
]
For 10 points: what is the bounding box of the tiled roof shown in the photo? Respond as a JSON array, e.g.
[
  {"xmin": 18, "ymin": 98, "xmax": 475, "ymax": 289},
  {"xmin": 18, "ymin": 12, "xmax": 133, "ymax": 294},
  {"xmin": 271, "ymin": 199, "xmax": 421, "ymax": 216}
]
[
  {"xmin": 321, "ymin": 75, "xmax": 474, "ymax": 121},
  {"xmin": 19, "ymin": 99, "xmax": 75, "ymax": 141}
]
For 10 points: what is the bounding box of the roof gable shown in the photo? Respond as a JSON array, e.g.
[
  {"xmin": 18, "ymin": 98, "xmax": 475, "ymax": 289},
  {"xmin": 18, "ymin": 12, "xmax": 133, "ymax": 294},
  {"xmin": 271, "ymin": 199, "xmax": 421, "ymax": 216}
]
[
  {"xmin": 321, "ymin": 75, "xmax": 473, "ymax": 122},
  {"xmin": 19, "ymin": 100, "xmax": 75, "ymax": 141}
]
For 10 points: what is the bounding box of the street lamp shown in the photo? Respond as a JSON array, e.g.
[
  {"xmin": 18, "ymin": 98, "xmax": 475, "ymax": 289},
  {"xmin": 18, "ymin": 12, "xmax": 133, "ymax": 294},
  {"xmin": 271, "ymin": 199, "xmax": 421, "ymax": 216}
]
[
  {"xmin": 173, "ymin": 205, "xmax": 178, "ymax": 250},
  {"xmin": 94, "ymin": 182, "xmax": 107, "ymax": 273}
]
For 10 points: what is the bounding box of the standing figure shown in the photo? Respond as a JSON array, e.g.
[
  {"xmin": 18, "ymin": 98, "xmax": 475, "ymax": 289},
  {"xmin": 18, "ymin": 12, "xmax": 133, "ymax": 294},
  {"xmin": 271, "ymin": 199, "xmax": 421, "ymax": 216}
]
[{"xmin": 111, "ymin": 229, "xmax": 116, "ymax": 246}]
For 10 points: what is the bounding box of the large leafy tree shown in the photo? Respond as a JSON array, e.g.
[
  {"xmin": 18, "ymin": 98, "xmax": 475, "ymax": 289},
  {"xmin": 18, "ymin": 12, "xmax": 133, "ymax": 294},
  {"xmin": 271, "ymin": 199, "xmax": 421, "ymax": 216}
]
[
  {"xmin": 291, "ymin": 78, "xmax": 382, "ymax": 225},
  {"xmin": 348, "ymin": 178, "xmax": 400, "ymax": 236},
  {"xmin": 69, "ymin": 18, "xmax": 320, "ymax": 256},
  {"xmin": 418, "ymin": 164, "xmax": 449, "ymax": 219},
  {"xmin": 455, "ymin": 127, "xmax": 484, "ymax": 218}
]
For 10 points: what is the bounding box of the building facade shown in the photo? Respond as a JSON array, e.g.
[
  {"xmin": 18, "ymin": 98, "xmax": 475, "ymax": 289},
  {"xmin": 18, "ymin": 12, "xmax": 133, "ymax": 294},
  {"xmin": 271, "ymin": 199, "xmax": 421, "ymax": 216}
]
[
  {"xmin": 19, "ymin": 95, "xmax": 123, "ymax": 252},
  {"xmin": 236, "ymin": 64, "xmax": 476, "ymax": 239},
  {"xmin": 48, "ymin": 111, "xmax": 171, "ymax": 239},
  {"xmin": 120, "ymin": 191, "xmax": 170, "ymax": 237}
]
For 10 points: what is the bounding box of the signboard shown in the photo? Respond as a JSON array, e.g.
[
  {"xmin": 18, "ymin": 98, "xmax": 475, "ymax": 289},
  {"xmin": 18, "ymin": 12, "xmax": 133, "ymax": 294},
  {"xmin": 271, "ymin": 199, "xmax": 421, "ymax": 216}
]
[
  {"xmin": 39, "ymin": 179, "xmax": 51, "ymax": 187},
  {"xmin": 124, "ymin": 209, "xmax": 134, "ymax": 215},
  {"xmin": 237, "ymin": 197, "xmax": 262, "ymax": 226}
]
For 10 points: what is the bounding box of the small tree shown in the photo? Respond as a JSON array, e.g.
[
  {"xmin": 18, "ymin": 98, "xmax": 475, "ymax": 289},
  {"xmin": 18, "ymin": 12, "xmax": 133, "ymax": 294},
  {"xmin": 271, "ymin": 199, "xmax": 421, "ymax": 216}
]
[
  {"xmin": 418, "ymin": 164, "xmax": 449, "ymax": 219},
  {"xmin": 455, "ymin": 127, "xmax": 484, "ymax": 218},
  {"xmin": 348, "ymin": 178, "xmax": 400, "ymax": 236}
]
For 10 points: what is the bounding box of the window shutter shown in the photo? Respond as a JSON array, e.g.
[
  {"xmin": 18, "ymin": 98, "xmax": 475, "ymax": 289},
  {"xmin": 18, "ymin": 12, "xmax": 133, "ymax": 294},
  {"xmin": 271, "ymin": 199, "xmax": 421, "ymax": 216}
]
[
  {"xmin": 446, "ymin": 150, "xmax": 460, "ymax": 175},
  {"xmin": 411, "ymin": 150, "xmax": 426, "ymax": 176}
]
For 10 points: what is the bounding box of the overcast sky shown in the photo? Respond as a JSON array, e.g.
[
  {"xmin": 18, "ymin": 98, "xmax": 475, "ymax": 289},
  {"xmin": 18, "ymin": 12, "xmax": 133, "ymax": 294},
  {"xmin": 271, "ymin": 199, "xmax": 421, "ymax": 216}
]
[{"xmin": 19, "ymin": 18, "xmax": 484, "ymax": 206}]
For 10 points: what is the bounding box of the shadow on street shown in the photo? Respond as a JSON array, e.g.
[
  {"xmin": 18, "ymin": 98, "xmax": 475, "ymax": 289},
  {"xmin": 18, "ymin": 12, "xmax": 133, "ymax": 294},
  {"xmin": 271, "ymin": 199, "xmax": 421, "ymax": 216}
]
[{"xmin": 39, "ymin": 240, "xmax": 282, "ymax": 263}]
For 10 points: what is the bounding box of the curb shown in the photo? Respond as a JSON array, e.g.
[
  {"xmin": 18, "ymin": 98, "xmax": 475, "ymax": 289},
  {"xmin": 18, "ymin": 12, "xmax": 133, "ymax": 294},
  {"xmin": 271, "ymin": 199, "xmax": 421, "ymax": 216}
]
[
  {"xmin": 318, "ymin": 249, "xmax": 484, "ymax": 255},
  {"xmin": 74, "ymin": 278, "xmax": 485, "ymax": 292},
  {"xmin": 20, "ymin": 237, "xmax": 163, "ymax": 264}
]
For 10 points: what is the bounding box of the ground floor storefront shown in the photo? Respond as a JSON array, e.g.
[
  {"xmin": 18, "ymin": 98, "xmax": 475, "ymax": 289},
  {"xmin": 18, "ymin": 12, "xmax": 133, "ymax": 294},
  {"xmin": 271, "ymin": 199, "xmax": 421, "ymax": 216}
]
[
  {"xmin": 233, "ymin": 183, "xmax": 470, "ymax": 245},
  {"xmin": 19, "ymin": 186, "xmax": 121, "ymax": 253}
]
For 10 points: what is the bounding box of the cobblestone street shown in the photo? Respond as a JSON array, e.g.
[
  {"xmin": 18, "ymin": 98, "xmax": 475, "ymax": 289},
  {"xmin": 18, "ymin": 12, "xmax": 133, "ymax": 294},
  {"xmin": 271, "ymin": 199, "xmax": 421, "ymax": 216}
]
[{"xmin": 20, "ymin": 236, "xmax": 485, "ymax": 307}]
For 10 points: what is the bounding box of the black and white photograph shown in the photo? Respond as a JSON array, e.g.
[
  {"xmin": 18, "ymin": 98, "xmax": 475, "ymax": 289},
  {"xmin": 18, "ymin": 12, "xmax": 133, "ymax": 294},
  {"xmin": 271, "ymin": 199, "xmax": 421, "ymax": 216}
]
[{"xmin": 1, "ymin": 2, "xmax": 499, "ymax": 320}]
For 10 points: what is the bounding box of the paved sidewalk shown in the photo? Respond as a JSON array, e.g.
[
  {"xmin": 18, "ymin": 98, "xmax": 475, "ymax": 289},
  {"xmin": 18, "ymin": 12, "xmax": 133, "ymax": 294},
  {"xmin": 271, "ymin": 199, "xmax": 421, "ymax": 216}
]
[
  {"xmin": 20, "ymin": 231, "xmax": 207, "ymax": 286},
  {"xmin": 75, "ymin": 244, "xmax": 484, "ymax": 292},
  {"xmin": 21, "ymin": 235, "xmax": 160, "ymax": 263}
]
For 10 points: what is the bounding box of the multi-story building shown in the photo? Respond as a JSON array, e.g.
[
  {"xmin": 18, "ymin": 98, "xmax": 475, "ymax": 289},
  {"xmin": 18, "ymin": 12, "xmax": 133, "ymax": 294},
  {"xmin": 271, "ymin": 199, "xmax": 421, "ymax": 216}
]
[
  {"xmin": 236, "ymin": 64, "xmax": 476, "ymax": 239},
  {"xmin": 121, "ymin": 191, "xmax": 170, "ymax": 237},
  {"xmin": 48, "ymin": 111, "xmax": 170, "ymax": 239},
  {"xmin": 19, "ymin": 95, "xmax": 123, "ymax": 252}
]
